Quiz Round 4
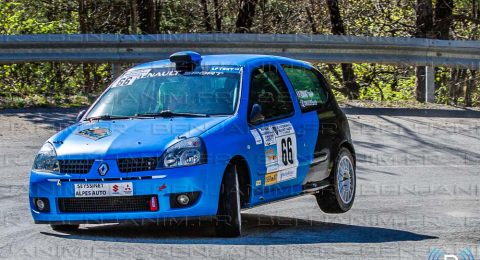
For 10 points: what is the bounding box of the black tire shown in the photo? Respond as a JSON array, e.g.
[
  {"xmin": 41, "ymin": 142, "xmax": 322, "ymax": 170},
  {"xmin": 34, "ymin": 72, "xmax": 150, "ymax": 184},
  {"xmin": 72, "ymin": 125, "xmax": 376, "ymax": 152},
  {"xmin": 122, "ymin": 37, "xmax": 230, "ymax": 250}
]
[
  {"xmin": 50, "ymin": 224, "xmax": 80, "ymax": 231},
  {"xmin": 215, "ymin": 164, "xmax": 242, "ymax": 237},
  {"xmin": 316, "ymin": 147, "xmax": 356, "ymax": 213}
]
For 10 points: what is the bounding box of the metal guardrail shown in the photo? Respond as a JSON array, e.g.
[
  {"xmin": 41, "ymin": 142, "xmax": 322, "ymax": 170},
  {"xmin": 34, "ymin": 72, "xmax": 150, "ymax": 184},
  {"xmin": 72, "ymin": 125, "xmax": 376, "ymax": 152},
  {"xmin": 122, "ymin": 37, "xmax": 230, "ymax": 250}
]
[
  {"xmin": 1, "ymin": 33, "xmax": 479, "ymax": 103},
  {"xmin": 1, "ymin": 34, "xmax": 480, "ymax": 69}
]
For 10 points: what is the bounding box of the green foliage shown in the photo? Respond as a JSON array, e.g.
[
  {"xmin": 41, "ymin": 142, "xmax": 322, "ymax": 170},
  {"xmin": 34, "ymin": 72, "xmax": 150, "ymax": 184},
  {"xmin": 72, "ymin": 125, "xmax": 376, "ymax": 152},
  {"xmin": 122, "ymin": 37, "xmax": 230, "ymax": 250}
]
[
  {"xmin": 317, "ymin": 63, "xmax": 416, "ymax": 102},
  {"xmin": 356, "ymin": 64, "xmax": 416, "ymax": 101},
  {"xmin": 0, "ymin": 1, "xmax": 77, "ymax": 34},
  {"xmin": 0, "ymin": 0, "xmax": 479, "ymax": 108},
  {"xmin": 0, "ymin": 0, "xmax": 116, "ymax": 108}
]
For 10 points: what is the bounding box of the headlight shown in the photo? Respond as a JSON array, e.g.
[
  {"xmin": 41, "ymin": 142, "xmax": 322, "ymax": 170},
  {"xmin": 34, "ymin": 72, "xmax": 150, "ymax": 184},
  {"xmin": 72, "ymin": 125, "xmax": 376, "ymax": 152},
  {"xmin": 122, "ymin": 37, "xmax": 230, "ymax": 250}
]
[
  {"xmin": 32, "ymin": 142, "xmax": 60, "ymax": 173},
  {"xmin": 158, "ymin": 137, "xmax": 206, "ymax": 169}
]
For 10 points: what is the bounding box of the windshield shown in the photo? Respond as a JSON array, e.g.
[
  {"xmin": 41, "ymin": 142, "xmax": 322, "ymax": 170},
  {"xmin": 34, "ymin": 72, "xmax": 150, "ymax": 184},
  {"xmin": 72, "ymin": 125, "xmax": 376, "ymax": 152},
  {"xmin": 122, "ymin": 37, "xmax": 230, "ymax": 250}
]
[{"xmin": 86, "ymin": 66, "xmax": 241, "ymax": 118}]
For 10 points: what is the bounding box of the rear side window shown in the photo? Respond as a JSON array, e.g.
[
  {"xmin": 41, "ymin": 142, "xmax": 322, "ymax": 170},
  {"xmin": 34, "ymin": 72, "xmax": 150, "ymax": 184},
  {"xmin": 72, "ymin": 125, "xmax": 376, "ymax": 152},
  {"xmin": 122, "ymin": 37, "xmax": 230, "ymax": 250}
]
[
  {"xmin": 282, "ymin": 65, "xmax": 328, "ymax": 111},
  {"xmin": 248, "ymin": 65, "xmax": 294, "ymax": 122}
]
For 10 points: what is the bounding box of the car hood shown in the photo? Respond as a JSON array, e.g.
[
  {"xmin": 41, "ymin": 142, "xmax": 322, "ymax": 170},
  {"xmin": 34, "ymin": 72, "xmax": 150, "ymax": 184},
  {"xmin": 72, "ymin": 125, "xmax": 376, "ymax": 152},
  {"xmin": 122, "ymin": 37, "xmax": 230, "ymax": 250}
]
[{"xmin": 49, "ymin": 116, "xmax": 228, "ymax": 159}]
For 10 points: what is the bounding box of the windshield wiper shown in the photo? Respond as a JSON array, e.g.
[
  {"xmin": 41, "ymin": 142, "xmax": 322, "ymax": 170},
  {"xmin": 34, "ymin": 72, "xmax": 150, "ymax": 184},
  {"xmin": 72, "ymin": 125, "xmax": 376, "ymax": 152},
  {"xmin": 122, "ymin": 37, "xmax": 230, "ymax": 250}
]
[
  {"xmin": 84, "ymin": 115, "xmax": 131, "ymax": 121},
  {"xmin": 134, "ymin": 110, "xmax": 208, "ymax": 118}
]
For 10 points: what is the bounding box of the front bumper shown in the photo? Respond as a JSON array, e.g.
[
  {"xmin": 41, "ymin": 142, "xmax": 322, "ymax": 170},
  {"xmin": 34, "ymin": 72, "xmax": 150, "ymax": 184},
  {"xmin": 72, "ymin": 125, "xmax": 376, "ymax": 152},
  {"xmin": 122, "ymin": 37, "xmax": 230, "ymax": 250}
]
[{"xmin": 29, "ymin": 164, "xmax": 222, "ymax": 224}]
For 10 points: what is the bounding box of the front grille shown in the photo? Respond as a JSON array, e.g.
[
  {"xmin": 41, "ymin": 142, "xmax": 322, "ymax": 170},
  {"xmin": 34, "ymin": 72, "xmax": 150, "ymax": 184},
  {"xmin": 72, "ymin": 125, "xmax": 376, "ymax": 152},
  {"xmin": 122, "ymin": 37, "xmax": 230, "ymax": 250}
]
[
  {"xmin": 117, "ymin": 157, "xmax": 159, "ymax": 173},
  {"xmin": 58, "ymin": 195, "xmax": 157, "ymax": 213},
  {"xmin": 58, "ymin": 160, "xmax": 94, "ymax": 174}
]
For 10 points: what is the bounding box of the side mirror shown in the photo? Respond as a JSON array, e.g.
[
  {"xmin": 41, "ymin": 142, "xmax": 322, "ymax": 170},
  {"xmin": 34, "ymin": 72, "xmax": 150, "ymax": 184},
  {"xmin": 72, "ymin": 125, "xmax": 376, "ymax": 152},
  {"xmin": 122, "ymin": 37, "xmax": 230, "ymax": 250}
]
[
  {"xmin": 76, "ymin": 110, "xmax": 86, "ymax": 122},
  {"xmin": 249, "ymin": 104, "xmax": 264, "ymax": 124}
]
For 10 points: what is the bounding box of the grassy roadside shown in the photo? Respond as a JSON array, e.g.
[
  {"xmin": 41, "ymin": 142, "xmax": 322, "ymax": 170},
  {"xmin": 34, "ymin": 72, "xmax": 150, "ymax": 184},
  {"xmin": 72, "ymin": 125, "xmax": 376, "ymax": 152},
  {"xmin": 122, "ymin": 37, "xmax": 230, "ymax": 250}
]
[
  {"xmin": 339, "ymin": 100, "xmax": 480, "ymax": 111},
  {"xmin": 0, "ymin": 95, "xmax": 93, "ymax": 109}
]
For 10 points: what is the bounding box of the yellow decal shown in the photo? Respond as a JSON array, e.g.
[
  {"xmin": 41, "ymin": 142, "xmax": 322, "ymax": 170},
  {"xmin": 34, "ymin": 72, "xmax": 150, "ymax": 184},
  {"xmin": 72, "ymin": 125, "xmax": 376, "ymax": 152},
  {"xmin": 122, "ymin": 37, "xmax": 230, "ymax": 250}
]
[
  {"xmin": 265, "ymin": 172, "xmax": 278, "ymax": 186},
  {"xmin": 255, "ymin": 180, "xmax": 262, "ymax": 186}
]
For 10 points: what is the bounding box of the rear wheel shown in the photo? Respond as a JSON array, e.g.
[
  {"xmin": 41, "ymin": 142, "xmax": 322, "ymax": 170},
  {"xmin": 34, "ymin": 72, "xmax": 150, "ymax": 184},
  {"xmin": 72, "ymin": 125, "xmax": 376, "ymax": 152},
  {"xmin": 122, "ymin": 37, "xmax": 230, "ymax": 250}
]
[
  {"xmin": 316, "ymin": 147, "xmax": 356, "ymax": 213},
  {"xmin": 215, "ymin": 164, "xmax": 241, "ymax": 237},
  {"xmin": 50, "ymin": 224, "xmax": 80, "ymax": 231}
]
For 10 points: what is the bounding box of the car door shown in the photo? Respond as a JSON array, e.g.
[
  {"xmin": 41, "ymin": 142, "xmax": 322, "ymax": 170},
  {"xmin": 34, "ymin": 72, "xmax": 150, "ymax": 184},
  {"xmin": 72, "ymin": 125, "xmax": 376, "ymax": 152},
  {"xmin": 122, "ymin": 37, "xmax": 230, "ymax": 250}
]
[
  {"xmin": 246, "ymin": 64, "xmax": 314, "ymax": 199},
  {"xmin": 281, "ymin": 64, "xmax": 334, "ymax": 189}
]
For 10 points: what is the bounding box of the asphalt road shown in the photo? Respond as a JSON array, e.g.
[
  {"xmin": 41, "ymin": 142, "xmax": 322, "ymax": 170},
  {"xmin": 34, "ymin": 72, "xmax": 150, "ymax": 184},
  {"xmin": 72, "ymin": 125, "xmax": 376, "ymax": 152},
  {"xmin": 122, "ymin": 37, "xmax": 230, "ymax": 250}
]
[{"xmin": 0, "ymin": 107, "xmax": 479, "ymax": 259}]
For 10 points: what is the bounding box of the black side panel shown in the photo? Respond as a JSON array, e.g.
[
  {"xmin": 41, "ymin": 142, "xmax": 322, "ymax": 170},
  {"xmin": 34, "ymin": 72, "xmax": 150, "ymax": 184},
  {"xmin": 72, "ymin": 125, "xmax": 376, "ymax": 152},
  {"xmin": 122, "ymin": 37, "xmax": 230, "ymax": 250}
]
[
  {"xmin": 303, "ymin": 73, "xmax": 354, "ymax": 189},
  {"xmin": 303, "ymin": 100, "xmax": 339, "ymax": 187}
]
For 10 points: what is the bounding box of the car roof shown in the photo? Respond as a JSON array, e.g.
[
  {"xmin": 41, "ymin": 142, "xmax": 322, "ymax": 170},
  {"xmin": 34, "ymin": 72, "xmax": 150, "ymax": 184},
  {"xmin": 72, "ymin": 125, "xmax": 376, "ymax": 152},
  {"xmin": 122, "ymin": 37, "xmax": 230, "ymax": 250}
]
[{"xmin": 132, "ymin": 54, "xmax": 311, "ymax": 70}]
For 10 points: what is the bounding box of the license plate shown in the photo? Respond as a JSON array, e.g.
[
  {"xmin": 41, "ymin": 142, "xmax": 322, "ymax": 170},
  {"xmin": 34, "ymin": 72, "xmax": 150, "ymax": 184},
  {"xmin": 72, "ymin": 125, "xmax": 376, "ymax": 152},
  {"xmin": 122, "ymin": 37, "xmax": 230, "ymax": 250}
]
[{"xmin": 74, "ymin": 182, "xmax": 133, "ymax": 197}]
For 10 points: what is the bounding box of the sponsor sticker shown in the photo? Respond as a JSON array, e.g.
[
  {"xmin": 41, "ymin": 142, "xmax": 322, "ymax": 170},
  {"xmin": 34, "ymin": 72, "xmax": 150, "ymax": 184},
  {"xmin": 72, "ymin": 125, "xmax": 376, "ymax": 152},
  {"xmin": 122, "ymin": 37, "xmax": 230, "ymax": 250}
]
[
  {"xmin": 210, "ymin": 66, "xmax": 241, "ymax": 73},
  {"xmin": 113, "ymin": 69, "xmax": 152, "ymax": 87},
  {"xmin": 74, "ymin": 182, "xmax": 133, "ymax": 197},
  {"xmin": 274, "ymin": 122, "xmax": 295, "ymax": 135},
  {"xmin": 262, "ymin": 132, "xmax": 277, "ymax": 146},
  {"xmin": 258, "ymin": 126, "xmax": 272, "ymax": 135},
  {"xmin": 267, "ymin": 164, "xmax": 279, "ymax": 174},
  {"xmin": 250, "ymin": 129, "xmax": 263, "ymax": 145},
  {"xmin": 264, "ymin": 169, "xmax": 297, "ymax": 186},
  {"xmin": 278, "ymin": 168, "xmax": 297, "ymax": 182},
  {"xmin": 76, "ymin": 127, "xmax": 111, "ymax": 141},
  {"xmin": 264, "ymin": 145, "xmax": 278, "ymax": 166},
  {"xmin": 259, "ymin": 122, "xmax": 298, "ymax": 174},
  {"xmin": 265, "ymin": 172, "xmax": 278, "ymax": 186},
  {"xmin": 257, "ymin": 121, "xmax": 299, "ymax": 185},
  {"xmin": 296, "ymin": 90, "xmax": 321, "ymax": 108}
]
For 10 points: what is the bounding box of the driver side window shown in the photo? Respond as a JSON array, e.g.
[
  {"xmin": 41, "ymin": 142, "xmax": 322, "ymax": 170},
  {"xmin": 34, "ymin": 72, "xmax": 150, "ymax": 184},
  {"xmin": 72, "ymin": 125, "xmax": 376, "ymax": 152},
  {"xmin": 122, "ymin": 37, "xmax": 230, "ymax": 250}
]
[{"xmin": 248, "ymin": 65, "xmax": 294, "ymax": 124}]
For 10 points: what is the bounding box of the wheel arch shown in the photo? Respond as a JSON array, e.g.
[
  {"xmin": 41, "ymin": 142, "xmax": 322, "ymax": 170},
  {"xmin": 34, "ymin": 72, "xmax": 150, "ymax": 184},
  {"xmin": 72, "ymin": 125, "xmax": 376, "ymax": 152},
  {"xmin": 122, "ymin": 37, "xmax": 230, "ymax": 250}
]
[
  {"xmin": 338, "ymin": 140, "xmax": 356, "ymax": 167},
  {"xmin": 328, "ymin": 139, "xmax": 356, "ymax": 174},
  {"xmin": 224, "ymin": 155, "xmax": 252, "ymax": 207}
]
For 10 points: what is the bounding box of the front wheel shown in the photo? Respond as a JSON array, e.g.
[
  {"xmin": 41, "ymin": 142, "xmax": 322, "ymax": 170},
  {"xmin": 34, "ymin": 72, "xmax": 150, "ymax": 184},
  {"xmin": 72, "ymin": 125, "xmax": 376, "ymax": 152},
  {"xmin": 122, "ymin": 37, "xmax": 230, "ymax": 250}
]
[
  {"xmin": 215, "ymin": 164, "xmax": 241, "ymax": 237},
  {"xmin": 316, "ymin": 147, "xmax": 356, "ymax": 213}
]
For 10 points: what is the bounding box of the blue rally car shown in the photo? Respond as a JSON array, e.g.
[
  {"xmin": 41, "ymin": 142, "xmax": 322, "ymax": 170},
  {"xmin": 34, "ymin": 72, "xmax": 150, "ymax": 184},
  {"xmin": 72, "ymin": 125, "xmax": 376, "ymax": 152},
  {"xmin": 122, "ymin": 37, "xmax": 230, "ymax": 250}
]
[{"xmin": 29, "ymin": 51, "xmax": 356, "ymax": 237}]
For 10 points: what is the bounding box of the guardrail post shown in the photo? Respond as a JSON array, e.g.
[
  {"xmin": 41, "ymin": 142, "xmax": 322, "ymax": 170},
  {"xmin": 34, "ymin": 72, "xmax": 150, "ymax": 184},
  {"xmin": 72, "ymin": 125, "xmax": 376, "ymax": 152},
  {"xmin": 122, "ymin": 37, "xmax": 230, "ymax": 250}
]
[
  {"xmin": 425, "ymin": 66, "xmax": 435, "ymax": 103},
  {"xmin": 111, "ymin": 63, "xmax": 122, "ymax": 79}
]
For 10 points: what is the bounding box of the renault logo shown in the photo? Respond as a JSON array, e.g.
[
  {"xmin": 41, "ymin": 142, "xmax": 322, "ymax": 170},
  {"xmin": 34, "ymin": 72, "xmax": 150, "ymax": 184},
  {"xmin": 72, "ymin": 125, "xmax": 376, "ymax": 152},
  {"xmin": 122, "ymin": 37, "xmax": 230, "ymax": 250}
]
[{"xmin": 98, "ymin": 162, "xmax": 109, "ymax": 176}]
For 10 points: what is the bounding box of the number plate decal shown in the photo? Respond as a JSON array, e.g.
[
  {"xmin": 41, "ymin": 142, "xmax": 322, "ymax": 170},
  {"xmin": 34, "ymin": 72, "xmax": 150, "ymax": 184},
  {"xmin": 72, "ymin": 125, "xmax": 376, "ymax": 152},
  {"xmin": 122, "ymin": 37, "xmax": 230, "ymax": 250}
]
[
  {"xmin": 259, "ymin": 122, "xmax": 298, "ymax": 186},
  {"xmin": 74, "ymin": 182, "xmax": 134, "ymax": 197}
]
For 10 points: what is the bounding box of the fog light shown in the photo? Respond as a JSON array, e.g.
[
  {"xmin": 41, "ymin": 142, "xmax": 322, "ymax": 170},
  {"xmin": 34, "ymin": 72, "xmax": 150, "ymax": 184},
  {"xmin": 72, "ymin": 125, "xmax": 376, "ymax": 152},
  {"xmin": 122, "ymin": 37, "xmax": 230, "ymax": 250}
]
[
  {"xmin": 176, "ymin": 194, "xmax": 190, "ymax": 205},
  {"xmin": 36, "ymin": 199, "xmax": 45, "ymax": 210},
  {"xmin": 170, "ymin": 191, "xmax": 200, "ymax": 208},
  {"xmin": 33, "ymin": 198, "xmax": 50, "ymax": 212}
]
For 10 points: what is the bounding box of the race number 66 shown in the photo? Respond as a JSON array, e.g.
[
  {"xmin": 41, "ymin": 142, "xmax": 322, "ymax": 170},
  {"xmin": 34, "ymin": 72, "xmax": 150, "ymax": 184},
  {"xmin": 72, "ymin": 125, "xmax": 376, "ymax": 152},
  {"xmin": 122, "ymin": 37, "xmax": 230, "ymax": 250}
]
[{"xmin": 281, "ymin": 137, "xmax": 294, "ymax": 166}]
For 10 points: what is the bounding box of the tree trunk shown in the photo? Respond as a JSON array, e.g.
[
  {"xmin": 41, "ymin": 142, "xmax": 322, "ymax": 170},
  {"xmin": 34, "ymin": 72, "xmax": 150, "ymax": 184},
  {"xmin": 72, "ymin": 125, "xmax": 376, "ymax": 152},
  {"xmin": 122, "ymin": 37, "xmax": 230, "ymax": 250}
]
[
  {"xmin": 465, "ymin": 70, "xmax": 476, "ymax": 107},
  {"xmin": 129, "ymin": 0, "xmax": 140, "ymax": 34},
  {"xmin": 326, "ymin": 0, "xmax": 359, "ymax": 99},
  {"xmin": 326, "ymin": 0, "xmax": 345, "ymax": 35},
  {"xmin": 415, "ymin": 67, "xmax": 426, "ymax": 102},
  {"xmin": 449, "ymin": 68, "xmax": 467, "ymax": 105},
  {"xmin": 200, "ymin": 0, "xmax": 213, "ymax": 32},
  {"xmin": 155, "ymin": 0, "xmax": 162, "ymax": 33},
  {"xmin": 306, "ymin": 0, "xmax": 317, "ymax": 34},
  {"xmin": 78, "ymin": 0, "xmax": 92, "ymax": 95},
  {"xmin": 235, "ymin": 0, "xmax": 257, "ymax": 33},
  {"xmin": 137, "ymin": 0, "xmax": 157, "ymax": 34},
  {"xmin": 433, "ymin": 0, "xmax": 454, "ymax": 40},
  {"xmin": 433, "ymin": 0, "xmax": 454, "ymax": 102},
  {"xmin": 78, "ymin": 0, "xmax": 88, "ymax": 33},
  {"xmin": 47, "ymin": 62, "xmax": 62, "ymax": 100},
  {"xmin": 414, "ymin": 0, "xmax": 434, "ymax": 102},
  {"xmin": 213, "ymin": 0, "xmax": 222, "ymax": 31},
  {"xmin": 416, "ymin": 0, "xmax": 434, "ymax": 38}
]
